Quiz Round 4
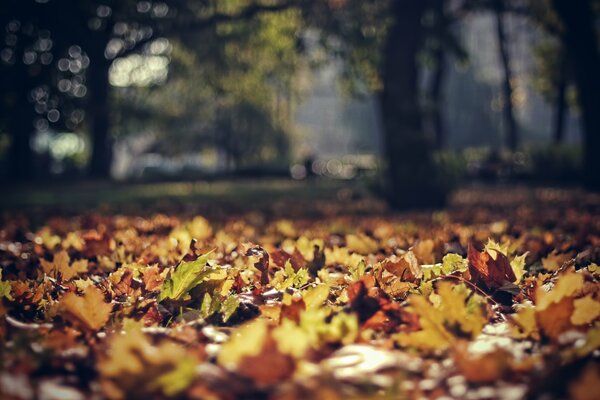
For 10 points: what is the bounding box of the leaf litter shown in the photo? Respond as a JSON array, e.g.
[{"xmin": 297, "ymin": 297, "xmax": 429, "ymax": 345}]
[{"xmin": 0, "ymin": 188, "xmax": 599, "ymax": 399}]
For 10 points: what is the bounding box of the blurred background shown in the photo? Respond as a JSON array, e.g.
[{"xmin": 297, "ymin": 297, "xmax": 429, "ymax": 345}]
[{"xmin": 0, "ymin": 0, "xmax": 598, "ymax": 209}]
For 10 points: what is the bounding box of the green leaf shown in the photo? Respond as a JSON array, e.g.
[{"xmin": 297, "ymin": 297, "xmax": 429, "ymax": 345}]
[
  {"xmin": 200, "ymin": 292, "xmax": 215, "ymax": 319},
  {"xmin": 221, "ymin": 295, "xmax": 240, "ymax": 323},
  {"xmin": 154, "ymin": 357, "xmax": 198, "ymax": 396},
  {"xmin": 441, "ymin": 253, "xmax": 468, "ymax": 274},
  {"xmin": 273, "ymin": 260, "xmax": 309, "ymax": 290},
  {"xmin": 0, "ymin": 269, "xmax": 12, "ymax": 301},
  {"xmin": 349, "ymin": 259, "xmax": 366, "ymax": 281},
  {"xmin": 303, "ymin": 284, "xmax": 330, "ymax": 310},
  {"xmin": 421, "ymin": 253, "xmax": 468, "ymax": 280},
  {"xmin": 158, "ymin": 252, "xmax": 216, "ymax": 302}
]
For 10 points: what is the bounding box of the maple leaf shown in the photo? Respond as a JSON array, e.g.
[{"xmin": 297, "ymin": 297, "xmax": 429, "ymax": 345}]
[
  {"xmin": 271, "ymin": 260, "xmax": 309, "ymax": 291},
  {"xmin": 421, "ymin": 253, "xmax": 468, "ymax": 280},
  {"xmin": 158, "ymin": 251, "xmax": 217, "ymax": 302},
  {"xmin": 534, "ymin": 272, "xmax": 589, "ymax": 340},
  {"xmin": 218, "ymin": 319, "xmax": 296, "ymax": 386},
  {"xmin": 396, "ymin": 282, "xmax": 487, "ymax": 351},
  {"xmin": 40, "ymin": 250, "xmax": 88, "ymax": 281},
  {"xmin": 467, "ymin": 241, "xmax": 517, "ymax": 291},
  {"xmin": 141, "ymin": 265, "xmax": 168, "ymax": 292},
  {"xmin": 542, "ymin": 250, "xmax": 575, "ymax": 271},
  {"xmin": 509, "ymin": 303, "xmax": 539, "ymax": 340},
  {"xmin": 60, "ymin": 286, "xmax": 112, "ymax": 331},
  {"xmin": 571, "ymin": 296, "xmax": 600, "ymax": 325},
  {"xmin": 535, "ymin": 272, "xmax": 583, "ymax": 311},
  {"xmin": 99, "ymin": 320, "xmax": 199, "ymax": 398}
]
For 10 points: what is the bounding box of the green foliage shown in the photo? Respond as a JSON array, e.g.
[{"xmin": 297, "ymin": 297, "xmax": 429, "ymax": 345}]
[
  {"xmin": 272, "ymin": 260, "xmax": 309, "ymax": 291},
  {"xmin": 200, "ymin": 292, "xmax": 240, "ymax": 322},
  {"xmin": 421, "ymin": 253, "xmax": 468, "ymax": 280},
  {"xmin": 158, "ymin": 252, "xmax": 216, "ymax": 302}
]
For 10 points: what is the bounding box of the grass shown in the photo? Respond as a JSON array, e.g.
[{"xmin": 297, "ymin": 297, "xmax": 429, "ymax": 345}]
[{"xmin": 0, "ymin": 178, "xmax": 367, "ymax": 211}]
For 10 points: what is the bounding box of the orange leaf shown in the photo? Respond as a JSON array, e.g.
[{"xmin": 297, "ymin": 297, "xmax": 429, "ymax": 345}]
[
  {"xmin": 40, "ymin": 250, "xmax": 88, "ymax": 281},
  {"xmin": 61, "ymin": 286, "xmax": 112, "ymax": 331}
]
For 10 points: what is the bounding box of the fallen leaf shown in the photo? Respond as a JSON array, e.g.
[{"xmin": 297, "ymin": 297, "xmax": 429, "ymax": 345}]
[
  {"xmin": 60, "ymin": 286, "xmax": 112, "ymax": 331},
  {"xmin": 40, "ymin": 250, "xmax": 88, "ymax": 281}
]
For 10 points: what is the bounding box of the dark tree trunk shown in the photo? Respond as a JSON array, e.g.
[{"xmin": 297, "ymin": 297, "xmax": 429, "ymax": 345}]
[
  {"xmin": 430, "ymin": 42, "xmax": 446, "ymax": 149},
  {"xmin": 429, "ymin": 0, "xmax": 447, "ymax": 149},
  {"xmin": 380, "ymin": 1, "xmax": 444, "ymax": 209},
  {"xmin": 494, "ymin": 2, "xmax": 518, "ymax": 150},
  {"xmin": 552, "ymin": 0, "xmax": 600, "ymax": 190},
  {"xmin": 552, "ymin": 50, "xmax": 568, "ymax": 144},
  {"xmin": 8, "ymin": 90, "xmax": 35, "ymax": 181},
  {"xmin": 87, "ymin": 43, "xmax": 112, "ymax": 179}
]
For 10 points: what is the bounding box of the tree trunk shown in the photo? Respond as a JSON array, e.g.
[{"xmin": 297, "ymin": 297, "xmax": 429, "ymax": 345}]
[
  {"xmin": 7, "ymin": 43, "xmax": 35, "ymax": 181},
  {"xmin": 380, "ymin": 1, "xmax": 444, "ymax": 209},
  {"xmin": 87, "ymin": 47, "xmax": 112, "ymax": 179},
  {"xmin": 430, "ymin": 43, "xmax": 446, "ymax": 149},
  {"xmin": 429, "ymin": 0, "xmax": 447, "ymax": 150},
  {"xmin": 552, "ymin": 0, "xmax": 600, "ymax": 190},
  {"xmin": 8, "ymin": 98, "xmax": 35, "ymax": 181},
  {"xmin": 494, "ymin": 2, "xmax": 518, "ymax": 150},
  {"xmin": 552, "ymin": 50, "xmax": 568, "ymax": 144}
]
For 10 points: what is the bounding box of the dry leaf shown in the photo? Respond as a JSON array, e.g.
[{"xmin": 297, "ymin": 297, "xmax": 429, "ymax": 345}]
[
  {"xmin": 40, "ymin": 250, "xmax": 88, "ymax": 281},
  {"xmin": 60, "ymin": 286, "xmax": 112, "ymax": 331}
]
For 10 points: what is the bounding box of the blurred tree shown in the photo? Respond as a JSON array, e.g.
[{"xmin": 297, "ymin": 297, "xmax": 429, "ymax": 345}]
[
  {"xmin": 0, "ymin": 0, "xmax": 88, "ymax": 180},
  {"xmin": 551, "ymin": 0, "xmax": 600, "ymax": 190},
  {"xmin": 111, "ymin": 5, "xmax": 300, "ymax": 173},
  {"xmin": 493, "ymin": 0, "xmax": 519, "ymax": 150},
  {"xmin": 531, "ymin": 39, "xmax": 572, "ymax": 144},
  {"xmin": 422, "ymin": 0, "xmax": 467, "ymax": 150},
  {"xmin": 301, "ymin": 0, "xmax": 470, "ymax": 208}
]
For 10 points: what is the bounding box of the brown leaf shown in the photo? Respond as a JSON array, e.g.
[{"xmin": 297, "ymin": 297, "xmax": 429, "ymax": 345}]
[
  {"xmin": 236, "ymin": 334, "xmax": 295, "ymax": 386},
  {"xmin": 467, "ymin": 241, "xmax": 516, "ymax": 290},
  {"xmin": 279, "ymin": 296, "xmax": 305, "ymax": 324},
  {"xmin": 246, "ymin": 246, "xmax": 270, "ymax": 286},
  {"xmin": 452, "ymin": 342, "xmax": 510, "ymax": 383},
  {"xmin": 141, "ymin": 265, "xmax": 167, "ymax": 292},
  {"xmin": 374, "ymin": 252, "xmax": 421, "ymax": 298}
]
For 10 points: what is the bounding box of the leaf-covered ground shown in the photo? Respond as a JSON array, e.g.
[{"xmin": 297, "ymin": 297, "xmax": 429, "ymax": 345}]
[{"xmin": 1, "ymin": 185, "xmax": 599, "ymax": 399}]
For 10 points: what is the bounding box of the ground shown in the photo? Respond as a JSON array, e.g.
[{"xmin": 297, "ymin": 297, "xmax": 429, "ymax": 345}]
[{"xmin": 0, "ymin": 180, "xmax": 599, "ymax": 399}]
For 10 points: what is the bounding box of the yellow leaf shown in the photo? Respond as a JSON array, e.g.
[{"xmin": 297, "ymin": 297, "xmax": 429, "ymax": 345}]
[
  {"xmin": 218, "ymin": 319, "xmax": 268, "ymax": 370},
  {"xmin": 302, "ymin": 284, "xmax": 330, "ymax": 310},
  {"xmin": 536, "ymin": 272, "xmax": 583, "ymax": 311},
  {"xmin": 345, "ymin": 233, "xmax": 378, "ymax": 255},
  {"xmin": 272, "ymin": 319, "xmax": 310, "ymax": 358},
  {"xmin": 509, "ymin": 303, "xmax": 539, "ymax": 340},
  {"xmin": 60, "ymin": 286, "xmax": 112, "ymax": 331},
  {"xmin": 396, "ymin": 282, "xmax": 486, "ymax": 351},
  {"xmin": 510, "ymin": 252, "xmax": 528, "ymax": 284},
  {"xmin": 541, "ymin": 251, "xmax": 574, "ymax": 271},
  {"xmin": 99, "ymin": 321, "xmax": 198, "ymax": 398},
  {"xmin": 40, "ymin": 250, "xmax": 88, "ymax": 281},
  {"xmin": 572, "ymin": 296, "xmax": 600, "ymax": 325}
]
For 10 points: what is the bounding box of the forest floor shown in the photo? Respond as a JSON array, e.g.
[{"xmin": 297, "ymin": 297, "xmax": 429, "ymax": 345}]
[{"xmin": 1, "ymin": 180, "xmax": 599, "ymax": 399}]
